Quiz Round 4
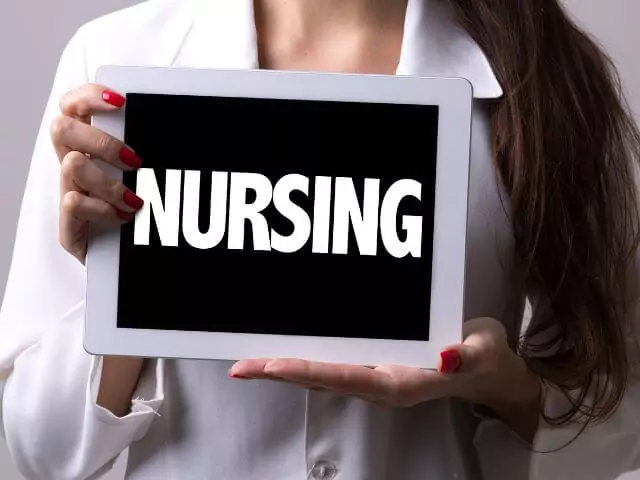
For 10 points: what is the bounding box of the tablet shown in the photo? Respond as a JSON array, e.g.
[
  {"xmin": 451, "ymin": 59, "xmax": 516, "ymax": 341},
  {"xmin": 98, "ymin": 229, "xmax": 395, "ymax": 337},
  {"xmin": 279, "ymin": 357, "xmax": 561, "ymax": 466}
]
[{"xmin": 85, "ymin": 66, "xmax": 473, "ymax": 368}]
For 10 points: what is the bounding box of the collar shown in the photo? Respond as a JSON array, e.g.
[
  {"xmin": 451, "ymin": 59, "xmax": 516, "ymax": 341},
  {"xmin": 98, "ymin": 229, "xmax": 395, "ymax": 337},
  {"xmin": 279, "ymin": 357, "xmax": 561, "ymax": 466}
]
[{"xmin": 178, "ymin": 0, "xmax": 503, "ymax": 99}]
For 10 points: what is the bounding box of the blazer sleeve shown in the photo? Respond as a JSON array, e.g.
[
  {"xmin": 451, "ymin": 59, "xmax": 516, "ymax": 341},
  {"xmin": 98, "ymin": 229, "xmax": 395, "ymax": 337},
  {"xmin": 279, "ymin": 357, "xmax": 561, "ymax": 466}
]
[
  {"xmin": 0, "ymin": 26, "xmax": 165, "ymax": 480},
  {"xmin": 474, "ymin": 256, "xmax": 640, "ymax": 480}
]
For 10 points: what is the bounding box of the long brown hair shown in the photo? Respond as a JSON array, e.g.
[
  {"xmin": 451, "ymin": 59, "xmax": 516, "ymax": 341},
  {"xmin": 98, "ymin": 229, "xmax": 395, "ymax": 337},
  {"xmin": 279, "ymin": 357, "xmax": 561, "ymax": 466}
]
[{"xmin": 446, "ymin": 0, "xmax": 640, "ymax": 426}]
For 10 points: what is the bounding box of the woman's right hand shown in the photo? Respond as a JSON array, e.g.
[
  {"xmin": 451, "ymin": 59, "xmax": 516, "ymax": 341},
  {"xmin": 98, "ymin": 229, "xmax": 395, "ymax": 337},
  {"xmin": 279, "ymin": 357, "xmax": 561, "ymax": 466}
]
[{"xmin": 52, "ymin": 83, "xmax": 145, "ymax": 264}]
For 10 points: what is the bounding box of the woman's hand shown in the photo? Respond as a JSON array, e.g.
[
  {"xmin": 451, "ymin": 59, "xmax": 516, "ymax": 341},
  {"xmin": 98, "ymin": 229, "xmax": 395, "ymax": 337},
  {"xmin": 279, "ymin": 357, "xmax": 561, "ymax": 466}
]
[
  {"xmin": 52, "ymin": 84, "xmax": 144, "ymax": 264},
  {"xmin": 52, "ymin": 84, "xmax": 146, "ymax": 417},
  {"xmin": 229, "ymin": 317, "xmax": 542, "ymax": 441}
]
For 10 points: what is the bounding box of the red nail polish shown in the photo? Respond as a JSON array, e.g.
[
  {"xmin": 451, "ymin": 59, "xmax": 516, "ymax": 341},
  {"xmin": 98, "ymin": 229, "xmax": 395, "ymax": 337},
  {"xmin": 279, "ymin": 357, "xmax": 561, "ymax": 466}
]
[
  {"xmin": 102, "ymin": 90, "xmax": 126, "ymax": 108},
  {"xmin": 440, "ymin": 350, "xmax": 461, "ymax": 374},
  {"xmin": 115, "ymin": 208, "xmax": 134, "ymax": 222},
  {"xmin": 123, "ymin": 191, "xmax": 144, "ymax": 210},
  {"xmin": 119, "ymin": 147, "xmax": 142, "ymax": 169},
  {"xmin": 229, "ymin": 373, "xmax": 251, "ymax": 380}
]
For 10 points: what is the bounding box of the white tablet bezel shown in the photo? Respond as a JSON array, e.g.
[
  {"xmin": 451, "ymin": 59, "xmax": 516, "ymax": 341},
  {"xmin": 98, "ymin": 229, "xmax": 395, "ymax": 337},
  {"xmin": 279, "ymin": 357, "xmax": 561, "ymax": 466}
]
[{"xmin": 85, "ymin": 65, "xmax": 472, "ymax": 368}]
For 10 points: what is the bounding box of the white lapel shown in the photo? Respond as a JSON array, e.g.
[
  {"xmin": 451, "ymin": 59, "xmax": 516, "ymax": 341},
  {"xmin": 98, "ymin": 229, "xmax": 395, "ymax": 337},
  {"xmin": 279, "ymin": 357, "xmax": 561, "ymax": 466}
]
[
  {"xmin": 175, "ymin": 0, "xmax": 502, "ymax": 99},
  {"xmin": 398, "ymin": 0, "xmax": 503, "ymax": 98},
  {"xmin": 85, "ymin": 2, "xmax": 194, "ymax": 76}
]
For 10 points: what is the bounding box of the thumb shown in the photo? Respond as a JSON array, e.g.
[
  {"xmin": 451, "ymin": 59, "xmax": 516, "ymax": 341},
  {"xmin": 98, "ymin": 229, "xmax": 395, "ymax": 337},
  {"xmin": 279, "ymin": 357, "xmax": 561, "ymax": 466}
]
[
  {"xmin": 462, "ymin": 317, "xmax": 507, "ymax": 348},
  {"xmin": 438, "ymin": 318, "xmax": 505, "ymax": 374},
  {"xmin": 437, "ymin": 344, "xmax": 475, "ymax": 374}
]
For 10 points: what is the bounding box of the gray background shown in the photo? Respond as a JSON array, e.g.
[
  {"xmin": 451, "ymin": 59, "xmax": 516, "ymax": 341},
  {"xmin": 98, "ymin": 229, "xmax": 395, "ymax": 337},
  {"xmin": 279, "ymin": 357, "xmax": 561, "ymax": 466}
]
[{"xmin": 1, "ymin": 1, "xmax": 639, "ymax": 479}]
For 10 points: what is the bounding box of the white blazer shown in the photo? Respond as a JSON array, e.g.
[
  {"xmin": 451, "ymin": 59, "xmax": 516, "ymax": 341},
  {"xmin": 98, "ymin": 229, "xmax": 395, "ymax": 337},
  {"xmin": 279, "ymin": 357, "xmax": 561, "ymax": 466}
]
[{"xmin": 2, "ymin": 0, "xmax": 640, "ymax": 479}]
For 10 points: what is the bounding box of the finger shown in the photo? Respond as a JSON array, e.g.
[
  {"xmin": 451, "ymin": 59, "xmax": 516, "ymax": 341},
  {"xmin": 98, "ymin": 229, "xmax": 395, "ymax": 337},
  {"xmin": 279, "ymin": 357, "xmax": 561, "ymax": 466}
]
[
  {"xmin": 50, "ymin": 115, "xmax": 141, "ymax": 170},
  {"xmin": 232, "ymin": 359, "xmax": 454, "ymax": 406},
  {"xmin": 59, "ymin": 84, "xmax": 126, "ymax": 121},
  {"xmin": 438, "ymin": 318, "xmax": 508, "ymax": 374},
  {"xmin": 60, "ymin": 151, "xmax": 144, "ymax": 213},
  {"xmin": 263, "ymin": 359, "xmax": 394, "ymax": 398},
  {"xmin": 60, "ymin": 190, "xmax": 132, "ymax": 226},
  {"xmin": 229, "ymin": 359, "xmax": 272, "ymax": 379},
  {"xmin": 59, "ymin": 190, "xmax": 132, "ymax": 258},
  {"xmin": 230, "ymin": 358, "xmax": 368, "ymax": 387},
  {"xmin": 229, "ymin": 361, "xmax": 329, "ymax": 392}
]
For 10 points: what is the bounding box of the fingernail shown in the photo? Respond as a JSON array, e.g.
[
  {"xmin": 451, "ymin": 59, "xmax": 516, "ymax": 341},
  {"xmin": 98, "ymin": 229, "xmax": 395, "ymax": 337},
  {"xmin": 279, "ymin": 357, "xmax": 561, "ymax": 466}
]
[
  {"xmin": 102, "ymin": 90, "xmax": 126, "ymax": 108},
  {"xmin": 115, "ymin": 208, "xmax": 134, "ymax": 222},
  {"xmin": 439, "ymin": 350, "xmax": 461, "ymax": 374},
  {"xmin": 123, "ymin": 191, "xmax": 144, "ymax": 210},
  {"xmin": 228, "ymin": 373, "xmax": 252, "ymax": 380},
  {"xmin": 119, "ymin": 147, "xmax": 142, "ymax": 169}
]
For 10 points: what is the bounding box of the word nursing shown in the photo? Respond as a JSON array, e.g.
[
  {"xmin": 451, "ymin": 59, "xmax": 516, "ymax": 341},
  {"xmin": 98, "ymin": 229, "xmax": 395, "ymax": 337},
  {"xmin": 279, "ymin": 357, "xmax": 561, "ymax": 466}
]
[{"xmin": 133, "ymin": 168, "xmax": 424, "ymax": 258}]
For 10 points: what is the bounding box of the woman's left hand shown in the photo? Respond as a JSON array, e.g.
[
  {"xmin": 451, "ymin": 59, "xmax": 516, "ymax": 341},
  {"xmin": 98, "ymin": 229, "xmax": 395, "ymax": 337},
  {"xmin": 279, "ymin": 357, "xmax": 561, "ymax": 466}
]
[{"xmin": 229, "ymin": 317, "xmax": 542, "ymax": 441}]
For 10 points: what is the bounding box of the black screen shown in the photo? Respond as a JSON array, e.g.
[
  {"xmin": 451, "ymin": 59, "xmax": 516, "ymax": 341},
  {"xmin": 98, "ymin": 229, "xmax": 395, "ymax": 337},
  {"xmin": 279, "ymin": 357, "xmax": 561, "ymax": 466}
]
[{"xmin": 118, "ymin": 93, "xmax": 439, "ymax": 341}]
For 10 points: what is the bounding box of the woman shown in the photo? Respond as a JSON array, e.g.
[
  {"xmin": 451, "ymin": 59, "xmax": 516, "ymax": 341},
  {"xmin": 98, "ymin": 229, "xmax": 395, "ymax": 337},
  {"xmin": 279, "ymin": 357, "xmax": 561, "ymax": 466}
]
[{"xmin": 1, "ymin": 0, "xmax": 639, "ymax": 479}]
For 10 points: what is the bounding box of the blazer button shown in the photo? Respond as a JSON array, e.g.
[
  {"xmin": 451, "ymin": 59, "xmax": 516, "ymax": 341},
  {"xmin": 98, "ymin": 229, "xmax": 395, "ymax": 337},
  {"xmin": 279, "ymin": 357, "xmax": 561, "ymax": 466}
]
[{"xmin": 309, "ymin": 460, "xmax": 338, "ymax": 480}]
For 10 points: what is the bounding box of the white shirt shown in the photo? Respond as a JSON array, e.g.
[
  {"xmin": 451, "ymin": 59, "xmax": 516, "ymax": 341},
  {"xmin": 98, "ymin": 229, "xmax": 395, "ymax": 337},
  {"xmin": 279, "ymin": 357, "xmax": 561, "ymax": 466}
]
[{"xmin": 2, "ymin": 1, "xmax": 640, "ymax": 479}]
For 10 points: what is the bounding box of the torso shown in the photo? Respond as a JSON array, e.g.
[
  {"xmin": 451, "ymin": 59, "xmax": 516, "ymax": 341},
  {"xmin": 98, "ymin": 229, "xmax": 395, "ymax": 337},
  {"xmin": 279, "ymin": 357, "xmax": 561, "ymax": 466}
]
[{"xmin": 77, "ymin": 0, "xmax": 526, "ymax": 478}]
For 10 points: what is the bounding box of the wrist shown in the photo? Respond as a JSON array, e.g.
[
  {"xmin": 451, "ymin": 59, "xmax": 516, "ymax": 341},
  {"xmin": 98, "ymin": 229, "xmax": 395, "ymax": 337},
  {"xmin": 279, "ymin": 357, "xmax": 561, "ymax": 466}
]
[{"xmin": 97, "ymin": 356, "xmax": 145, "ymax": 417}]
